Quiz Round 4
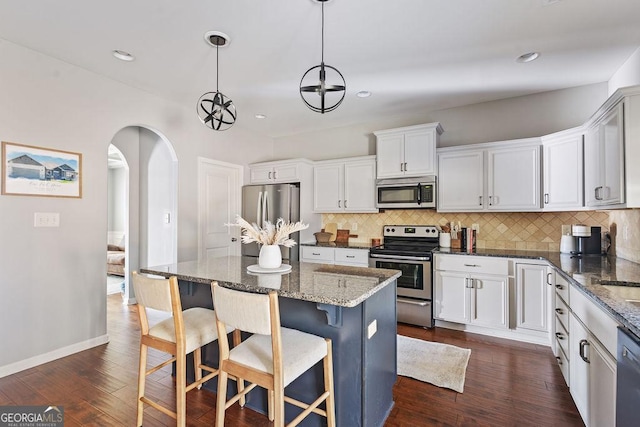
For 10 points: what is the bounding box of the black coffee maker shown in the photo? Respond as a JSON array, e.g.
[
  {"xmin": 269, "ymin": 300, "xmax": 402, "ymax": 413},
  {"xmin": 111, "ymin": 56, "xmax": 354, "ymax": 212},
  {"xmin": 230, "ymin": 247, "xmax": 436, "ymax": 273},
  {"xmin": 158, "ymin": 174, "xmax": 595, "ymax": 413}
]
[{"xmin": 572, "ymin": 225, "xmax": 602, "ymax": 256}]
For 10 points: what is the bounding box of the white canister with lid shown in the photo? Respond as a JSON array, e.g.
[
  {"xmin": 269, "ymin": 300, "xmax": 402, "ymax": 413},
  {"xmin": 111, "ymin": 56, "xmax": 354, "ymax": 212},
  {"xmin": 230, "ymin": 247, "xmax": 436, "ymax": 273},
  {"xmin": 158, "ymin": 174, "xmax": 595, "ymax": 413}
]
[
  {"xmin": 560, "ymin": 235, "xmax": 576, "ymax": 253},
  {"xmin": 439, "ymin": 232, "xmax": 451, "ymax": 248}
]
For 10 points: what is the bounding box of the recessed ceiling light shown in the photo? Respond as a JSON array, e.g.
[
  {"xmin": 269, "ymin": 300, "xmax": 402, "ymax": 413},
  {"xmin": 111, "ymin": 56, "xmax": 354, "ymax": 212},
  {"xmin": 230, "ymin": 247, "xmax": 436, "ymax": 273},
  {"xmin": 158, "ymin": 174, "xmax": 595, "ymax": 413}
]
[
  {"xmin": 255, "ymin": 114, "xmax": 267, "ymax": 119},
  {"xmin": 516, "ymin": 52, "xmax": 540, "ymax": 63},
  {"xmin": 112, "ymin": 50, "xmax": 135, "ymax": 61},
  {"xmin": 356, "ymin": 91, "xmax": 371, "ymax": 98}
]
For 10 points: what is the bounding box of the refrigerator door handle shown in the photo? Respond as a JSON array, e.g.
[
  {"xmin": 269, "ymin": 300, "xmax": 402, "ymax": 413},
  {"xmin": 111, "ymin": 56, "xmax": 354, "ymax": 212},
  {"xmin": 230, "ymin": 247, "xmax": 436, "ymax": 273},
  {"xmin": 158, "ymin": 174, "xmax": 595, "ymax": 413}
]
[
  {"xmin": 257, "ymin": 191, "xmax": 263, "ymax": 227},
  {"xmin": 263, "ymin": 191, "xmax": 269, "ymax": 226}
]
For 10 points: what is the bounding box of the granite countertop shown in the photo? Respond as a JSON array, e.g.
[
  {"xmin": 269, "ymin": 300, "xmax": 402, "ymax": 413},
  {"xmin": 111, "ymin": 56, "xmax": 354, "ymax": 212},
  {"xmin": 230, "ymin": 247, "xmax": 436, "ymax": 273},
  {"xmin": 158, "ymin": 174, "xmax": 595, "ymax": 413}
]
[
  {"xmin": 140, "ymin": 255, "xmax": 400, "ymax": 308},
  {"xmin": 434, "ymin": 248, "xmax": 640, "ymax": 339},
  {"xmin": 300, "ymin": 241, "xmax": 373, "ymax": 250}
]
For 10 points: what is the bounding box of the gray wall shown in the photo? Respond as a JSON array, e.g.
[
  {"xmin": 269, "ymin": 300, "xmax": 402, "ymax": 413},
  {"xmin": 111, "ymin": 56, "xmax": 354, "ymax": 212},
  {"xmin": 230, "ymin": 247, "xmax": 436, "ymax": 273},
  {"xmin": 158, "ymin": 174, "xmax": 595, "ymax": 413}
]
[
  {"xmin": 273, "ymin": 83, "xmax": 608, "ymax": 160},
  {"xmin": 0, "ymin": 40, "xmax": 274, "ymax": 374},
  {"xmin": 108, "ymin": 166, "xmax": 126, "ymax": 234},
  {"xmin": 139, "ymin": 128, "xmax": 177, "ymax": 268}
]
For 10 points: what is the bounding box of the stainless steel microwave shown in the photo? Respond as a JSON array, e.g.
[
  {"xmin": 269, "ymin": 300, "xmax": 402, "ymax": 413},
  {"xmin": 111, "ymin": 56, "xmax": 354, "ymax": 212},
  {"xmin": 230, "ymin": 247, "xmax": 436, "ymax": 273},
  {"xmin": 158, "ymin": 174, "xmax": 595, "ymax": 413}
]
[{"xmin": 375, "ymin": 176, "xmax": 436, "ymax": 209}]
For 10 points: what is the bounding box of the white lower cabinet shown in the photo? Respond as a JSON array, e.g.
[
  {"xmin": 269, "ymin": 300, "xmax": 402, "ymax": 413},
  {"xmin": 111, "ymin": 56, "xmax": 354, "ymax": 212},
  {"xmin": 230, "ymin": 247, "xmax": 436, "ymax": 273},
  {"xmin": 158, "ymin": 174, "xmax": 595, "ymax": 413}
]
[
  {"xmin": 569, "ymin": 314, "xmax": 617, "ymax": 427},
  {"xmin": 300, "ymin": 246, "xmax": 369, "ymax": 267},
  {"xmin": 515, "ymin": 263, "xmax": 551, "ymax": 332},
  {"xmin": 568, "ymin": 285, "xmax": 619, "ymax": 427},
  {"xmin": 434, "ymin": 257, "xmax": 510, "ymax": 329}
]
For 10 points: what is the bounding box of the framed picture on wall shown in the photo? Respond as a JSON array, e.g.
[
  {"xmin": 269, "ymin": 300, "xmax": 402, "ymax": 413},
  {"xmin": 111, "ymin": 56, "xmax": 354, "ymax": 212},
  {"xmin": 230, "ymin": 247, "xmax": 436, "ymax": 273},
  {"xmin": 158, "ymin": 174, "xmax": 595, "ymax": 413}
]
[{"xmin": 1, "ymin": 141, "xmax": 82, "ymax": 198}]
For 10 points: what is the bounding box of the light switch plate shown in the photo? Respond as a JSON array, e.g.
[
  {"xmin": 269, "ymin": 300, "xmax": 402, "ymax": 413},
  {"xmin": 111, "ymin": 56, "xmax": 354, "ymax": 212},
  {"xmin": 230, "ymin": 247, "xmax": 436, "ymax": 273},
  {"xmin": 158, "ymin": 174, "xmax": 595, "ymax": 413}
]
[{"xmin": 34, "ymin": 212, "xmax": 60, "ymax": 227}]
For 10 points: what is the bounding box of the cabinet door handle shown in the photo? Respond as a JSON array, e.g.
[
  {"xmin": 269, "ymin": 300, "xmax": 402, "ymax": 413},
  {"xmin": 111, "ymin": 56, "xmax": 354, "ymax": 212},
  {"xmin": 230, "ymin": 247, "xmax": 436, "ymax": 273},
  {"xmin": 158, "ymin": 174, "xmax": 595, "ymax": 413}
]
[
  {"xmin": 544, "ymin": 193, "xmax": 550, "ymax": 204},
  {"xmin": 268, "ymin": 171, "xmax": 272, "ymax": 179},
  {"xmin": 312, "ymin": 252, "xmax": 320, "ymax": 256},
  {"xmin": 555, "ymin": 332, "xmax": 565, "ymax": 340},
  {"xmin": 404, "ymin": 162, "xmax": 407, "ymax": 171},
  {"xmin": 344, "ymin": 200, "xmax": 347, "ymax": 208},
  {"xmin": 556, "ymin": 284, "xmax": 564, "ymax": 290},
  {"xmin": 231, "ymin": 237, "xmax": 237, "ymax": 242},
  {"xmin": 556, "ymin": 356, "xmax": 563, "ymax": 366},
  {"xmin": 546, "ymin": 272, "xmax": 553, "ymax": 286},
  {"xmin": 479, "ymin": 196, "xmax": 482, "ymax": 206},
  {"xmin": 595, "ymin": 186, "xmax": 603, "ymax": 201},
  {"xmin": 465, "ymin": 278, "xmax": 474, "ymax": 288},
  {"xmin": 346, "ymin": 255, "xmax": 355, "ymax": 258},
  {"xmin": 464, "ymin": 264, "xmax": 480, "ymax": 267},
  {"xmin": 273, "ymin": 170, "xmax": 277, "ymax": 180},
  {"xmin": 338, "ymin": 200, "xmax": 341, "ymax": 208},
  {"xmin": 400, "ymin": 162, "xmax": 404, "ymax": 172},
  {"xmin": 579, "ymin": 339, "xmax": 591, "ymax": 363},
  {"xmin": 555, "ymin": 308, "xmax": 564, "ymax": 315},
  {"xmin": 489, "ymin": 196, "xmax": 493, "ymax": 206}
]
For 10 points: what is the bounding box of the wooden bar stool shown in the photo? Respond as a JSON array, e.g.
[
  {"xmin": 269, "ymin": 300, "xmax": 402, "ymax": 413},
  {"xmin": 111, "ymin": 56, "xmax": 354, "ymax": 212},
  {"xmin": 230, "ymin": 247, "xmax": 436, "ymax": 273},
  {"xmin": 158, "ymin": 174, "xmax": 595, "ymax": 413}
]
[
  {"xmin": 211, "ymin": 282, "xmax": 336, "ymax": 427},
  {"xmin": 132, "ymin": 272, "xmax": 231, "ymax": 426}
]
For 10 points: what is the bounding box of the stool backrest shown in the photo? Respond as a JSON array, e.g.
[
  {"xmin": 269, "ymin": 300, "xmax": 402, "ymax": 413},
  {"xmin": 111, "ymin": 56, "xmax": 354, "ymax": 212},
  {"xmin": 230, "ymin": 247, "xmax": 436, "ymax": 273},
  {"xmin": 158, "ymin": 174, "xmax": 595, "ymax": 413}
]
[
  {"xmin": 132, "ymin": 272, "xmax": 175, "ymax": 313},
  {"xmin": 212, "ymin": 284, "xmax": 274, "ymax": 335}
]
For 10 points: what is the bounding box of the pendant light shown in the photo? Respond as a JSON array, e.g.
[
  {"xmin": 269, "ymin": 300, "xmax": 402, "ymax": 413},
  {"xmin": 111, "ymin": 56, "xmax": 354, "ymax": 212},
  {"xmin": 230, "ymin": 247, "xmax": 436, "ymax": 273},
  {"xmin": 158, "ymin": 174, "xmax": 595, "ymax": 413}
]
[
  {"xmin": 197, "ymin": 31, "xmax": 237, "ymax": 131},
  {"xmin": 299, "ymin": 0, "xmax": 346, "ymax": 114}
]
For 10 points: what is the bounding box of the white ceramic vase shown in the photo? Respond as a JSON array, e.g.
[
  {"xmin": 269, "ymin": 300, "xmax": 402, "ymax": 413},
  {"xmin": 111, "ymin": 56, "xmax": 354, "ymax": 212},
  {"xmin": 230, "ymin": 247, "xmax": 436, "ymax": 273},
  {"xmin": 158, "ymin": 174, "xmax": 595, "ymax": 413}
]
[{"xmin": 258, "ymin": 244, "xmax": 282, "ymax": 269}]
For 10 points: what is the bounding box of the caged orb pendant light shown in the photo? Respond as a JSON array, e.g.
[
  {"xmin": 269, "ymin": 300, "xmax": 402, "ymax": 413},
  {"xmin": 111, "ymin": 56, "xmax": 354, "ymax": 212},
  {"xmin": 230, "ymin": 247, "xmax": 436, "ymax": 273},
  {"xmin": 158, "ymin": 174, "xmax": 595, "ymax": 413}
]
[
  {"xmin": 299, "ymin": 0, "xmax": 346, "ymax": 114},
  {"xmin": 197, "ymin": 31, "xmax": 237, "ymax": 131}
]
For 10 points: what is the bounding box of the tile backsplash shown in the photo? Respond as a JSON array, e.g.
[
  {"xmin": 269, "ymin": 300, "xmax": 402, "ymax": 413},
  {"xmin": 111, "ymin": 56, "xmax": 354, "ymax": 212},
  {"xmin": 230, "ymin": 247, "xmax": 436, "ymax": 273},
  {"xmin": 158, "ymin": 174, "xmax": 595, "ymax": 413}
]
[
  {"xmin": 609, "ymin": 209, "xmax": 640, "ymax": 263},
  {"xmin": 321, "ymin": 210, "xmax": 610, "ymax": 252}
]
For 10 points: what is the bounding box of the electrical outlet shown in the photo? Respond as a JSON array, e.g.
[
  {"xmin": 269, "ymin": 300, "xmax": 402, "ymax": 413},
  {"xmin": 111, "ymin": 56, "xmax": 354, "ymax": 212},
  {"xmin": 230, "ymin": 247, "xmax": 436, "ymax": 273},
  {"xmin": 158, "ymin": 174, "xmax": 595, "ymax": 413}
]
[
  {"xmin": 367, "ymin": 319, "xmax": 377, "ymax": 339},
  {"xmin": 471, "ymin": 223, "xmax": 480, "ymax": 233},
  {"xmin": 351, "ymin": 223, "xmax": 358, "ymax": 231},
  {"xmin": 34, "ymin": 212, "xmax": 60, "ymax": 227},
  {"xmin": 624, "ymin": 225, "xmax": 629, "ymax": 241}
]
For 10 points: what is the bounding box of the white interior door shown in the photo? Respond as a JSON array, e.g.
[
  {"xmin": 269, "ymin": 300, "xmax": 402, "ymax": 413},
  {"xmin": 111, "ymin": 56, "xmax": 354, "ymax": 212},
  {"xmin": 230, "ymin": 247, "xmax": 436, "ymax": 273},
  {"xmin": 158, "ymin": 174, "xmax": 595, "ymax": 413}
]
[{"xmin": 198, "ymin": 158, "xmax": 242, "ymax": 260}]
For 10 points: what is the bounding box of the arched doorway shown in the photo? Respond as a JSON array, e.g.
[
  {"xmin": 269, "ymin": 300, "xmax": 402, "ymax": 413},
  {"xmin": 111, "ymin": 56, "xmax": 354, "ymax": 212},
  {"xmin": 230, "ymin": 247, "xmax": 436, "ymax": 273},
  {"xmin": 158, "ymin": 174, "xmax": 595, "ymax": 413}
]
[{"xmin": 108, "ymin": 125, "xmax": 178, "ymax": 303}]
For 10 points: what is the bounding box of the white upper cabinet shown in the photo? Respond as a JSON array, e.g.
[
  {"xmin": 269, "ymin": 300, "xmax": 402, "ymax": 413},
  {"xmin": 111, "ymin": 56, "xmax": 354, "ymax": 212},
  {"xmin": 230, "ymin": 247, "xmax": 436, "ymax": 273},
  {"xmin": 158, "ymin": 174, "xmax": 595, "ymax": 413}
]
[
  {"xmin": 542, "ymin": 128, "xmax": 585, "ymax": 211},
  {"xmin": 487, "ymin": 143, "xmax": 541, "ymax": 211},
  {"xmin": 437, "ymin": 138, "xmax": 541, "ymax": 212},
  {"xmin": 314, "ymin": 162, "xmax": 343, "ymax": 212},
  {"xmin": 313, "ymin": 156, "xmax": 377, "ymax": 213},
  {"xmin": 437, "ymin": 149, "xmax": 485, "ymax": 211},
  {"xmin": 374, "ymin": 123, "xmax": 443, "ymax": 179},
  {"xmin": 584, "ymin": 102, "xmax": 625, "ymax": 208},
  {"xmin": 250, "ymin": 159, "xmax": 313, "ymax": 184}
]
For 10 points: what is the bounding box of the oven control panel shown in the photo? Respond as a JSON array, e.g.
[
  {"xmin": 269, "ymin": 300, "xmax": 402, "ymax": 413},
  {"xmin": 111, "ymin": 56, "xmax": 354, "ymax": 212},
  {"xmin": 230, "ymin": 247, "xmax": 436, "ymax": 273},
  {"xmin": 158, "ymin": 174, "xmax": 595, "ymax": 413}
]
[{"xmin": 382, "ymin": 225, "xmax": 439, "ymax": 237}]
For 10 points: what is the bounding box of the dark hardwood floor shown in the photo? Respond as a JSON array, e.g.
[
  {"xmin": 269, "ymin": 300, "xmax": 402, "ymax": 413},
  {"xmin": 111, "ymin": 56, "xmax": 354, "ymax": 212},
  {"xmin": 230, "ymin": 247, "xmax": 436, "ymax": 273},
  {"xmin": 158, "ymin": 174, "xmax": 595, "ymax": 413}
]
[{"xmin": 0, "ymin": 294, "xmax": 583, "ymax": 426}]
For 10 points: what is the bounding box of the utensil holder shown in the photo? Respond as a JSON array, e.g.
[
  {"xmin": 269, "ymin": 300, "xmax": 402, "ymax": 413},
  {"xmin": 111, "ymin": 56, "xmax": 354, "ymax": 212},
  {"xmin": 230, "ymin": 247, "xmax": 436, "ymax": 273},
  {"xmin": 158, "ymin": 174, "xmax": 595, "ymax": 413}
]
[{"xmin": 451, "ymin": 238, "xmax": 461, "ymax": 249}]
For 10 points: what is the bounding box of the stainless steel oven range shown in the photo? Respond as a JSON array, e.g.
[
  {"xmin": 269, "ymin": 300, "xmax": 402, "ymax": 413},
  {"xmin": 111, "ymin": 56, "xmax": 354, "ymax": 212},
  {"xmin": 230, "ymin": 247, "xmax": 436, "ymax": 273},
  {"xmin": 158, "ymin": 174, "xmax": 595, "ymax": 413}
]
[{"xmin": 369, "ymin": 225, "xmax": 438, "ymax": 328}]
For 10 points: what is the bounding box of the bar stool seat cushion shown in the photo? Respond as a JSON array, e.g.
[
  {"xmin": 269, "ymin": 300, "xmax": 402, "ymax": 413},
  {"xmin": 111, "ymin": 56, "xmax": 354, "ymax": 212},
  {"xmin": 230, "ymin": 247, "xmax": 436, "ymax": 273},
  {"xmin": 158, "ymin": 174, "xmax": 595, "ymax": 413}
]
[
  {"xmin": 229, "ymin": 327, "xmax": 328, "ymax": 387},
  {"xmin": 149, "ymin": 307, "xmax": 225, "ymax": 354}
]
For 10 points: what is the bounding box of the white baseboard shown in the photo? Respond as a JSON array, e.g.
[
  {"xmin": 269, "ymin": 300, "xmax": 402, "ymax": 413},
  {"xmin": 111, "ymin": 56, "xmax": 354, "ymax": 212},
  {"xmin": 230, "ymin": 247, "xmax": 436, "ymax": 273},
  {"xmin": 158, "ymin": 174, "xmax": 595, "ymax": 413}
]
[
  {"xmin": 0, "ymin": 334, "xmax": 110, "ymax": 379},
  {"xmin": 434, "ymin": 320, "xmax": 551, "ymax": 346}
]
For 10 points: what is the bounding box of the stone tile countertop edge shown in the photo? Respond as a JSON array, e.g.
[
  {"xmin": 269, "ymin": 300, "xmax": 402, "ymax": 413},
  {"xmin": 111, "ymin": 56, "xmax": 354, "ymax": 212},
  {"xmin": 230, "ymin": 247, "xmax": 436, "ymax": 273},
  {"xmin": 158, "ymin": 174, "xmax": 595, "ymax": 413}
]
[
  {"xmin": 434, "ymin": 248, "xmax": 640, "ymax": 339},
  {"xmin": 140, "ymin": 255, "xmax": 401, "ymax": 308}
]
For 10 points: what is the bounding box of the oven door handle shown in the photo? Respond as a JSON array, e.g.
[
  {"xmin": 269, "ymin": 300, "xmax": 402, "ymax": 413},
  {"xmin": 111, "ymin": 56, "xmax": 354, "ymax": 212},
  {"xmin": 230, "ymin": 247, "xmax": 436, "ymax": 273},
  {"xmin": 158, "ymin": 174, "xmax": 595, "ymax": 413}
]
[
  {"xmin": 397, "ymin": 297, "xmax": 430, "ymax": 306},
  {"xmin": 370, "ymin": 254, "xmax": 431, "ymax": 261}
]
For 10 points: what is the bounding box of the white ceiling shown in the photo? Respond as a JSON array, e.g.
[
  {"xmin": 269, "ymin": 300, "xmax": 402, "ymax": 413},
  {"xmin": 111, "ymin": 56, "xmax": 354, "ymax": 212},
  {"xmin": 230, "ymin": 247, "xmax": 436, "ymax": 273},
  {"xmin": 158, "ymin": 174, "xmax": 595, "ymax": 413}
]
[{"xmin": 1, "ymin": 0, "xmax": 639, "ymax": 138}]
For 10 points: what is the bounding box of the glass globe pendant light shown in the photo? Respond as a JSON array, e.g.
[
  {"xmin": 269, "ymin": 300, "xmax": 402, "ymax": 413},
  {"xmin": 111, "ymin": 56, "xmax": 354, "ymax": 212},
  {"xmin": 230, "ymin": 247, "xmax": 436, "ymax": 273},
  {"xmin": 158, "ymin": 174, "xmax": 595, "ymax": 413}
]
[
  {"xmin": 299, "ymin": 0, "xmax": 346, "ymax": 114},
  {"xmin": 197, "ymin": 32, "xmax": 237, "ymax": 131}
]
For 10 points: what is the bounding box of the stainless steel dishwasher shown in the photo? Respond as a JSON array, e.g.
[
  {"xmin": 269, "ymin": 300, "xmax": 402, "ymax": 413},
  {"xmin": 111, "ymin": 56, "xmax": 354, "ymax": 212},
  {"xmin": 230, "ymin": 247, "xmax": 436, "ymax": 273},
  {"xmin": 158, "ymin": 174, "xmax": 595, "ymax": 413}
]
[{"xmin": 616, "ymin": 327, "xmax": 640, "ymax": 426}]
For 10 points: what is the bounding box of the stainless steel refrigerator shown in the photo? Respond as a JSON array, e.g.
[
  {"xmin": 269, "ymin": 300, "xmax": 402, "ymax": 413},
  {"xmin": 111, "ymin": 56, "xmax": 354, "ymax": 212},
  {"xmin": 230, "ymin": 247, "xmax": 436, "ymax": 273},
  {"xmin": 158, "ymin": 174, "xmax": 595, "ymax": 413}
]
[{"xmin": 241, "ymin": 183, "xmax": 301, "ymax": 261}]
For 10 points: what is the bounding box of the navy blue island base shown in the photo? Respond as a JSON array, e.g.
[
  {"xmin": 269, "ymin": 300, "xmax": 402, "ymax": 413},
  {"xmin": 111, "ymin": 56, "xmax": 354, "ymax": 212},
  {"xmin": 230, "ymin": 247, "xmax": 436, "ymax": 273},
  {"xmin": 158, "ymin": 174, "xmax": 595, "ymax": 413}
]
[{"xmin": 141, "ymin": 256, "xmax": 399, "ymax": 427}]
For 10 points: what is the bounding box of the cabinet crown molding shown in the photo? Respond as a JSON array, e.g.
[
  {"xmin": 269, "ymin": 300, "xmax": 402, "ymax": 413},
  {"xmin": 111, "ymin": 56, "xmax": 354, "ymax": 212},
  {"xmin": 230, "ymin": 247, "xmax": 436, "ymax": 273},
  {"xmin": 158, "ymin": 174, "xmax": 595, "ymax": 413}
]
[
  {"xmin": 373, "ymin": 122, "xmax": 443, "ymax": 137},
  {"xmin": 437, "ymin": 137, "xmax": 541, "ymax": 153}
]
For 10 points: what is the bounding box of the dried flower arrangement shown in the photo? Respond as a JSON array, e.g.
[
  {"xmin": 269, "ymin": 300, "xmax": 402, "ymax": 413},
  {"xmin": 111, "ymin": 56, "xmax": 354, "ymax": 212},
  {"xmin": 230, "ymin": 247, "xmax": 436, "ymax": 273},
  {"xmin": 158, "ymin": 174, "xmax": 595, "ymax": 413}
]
[{"xmin": 228, "ymin": 216, "xmax": 309, "ymax": 247}]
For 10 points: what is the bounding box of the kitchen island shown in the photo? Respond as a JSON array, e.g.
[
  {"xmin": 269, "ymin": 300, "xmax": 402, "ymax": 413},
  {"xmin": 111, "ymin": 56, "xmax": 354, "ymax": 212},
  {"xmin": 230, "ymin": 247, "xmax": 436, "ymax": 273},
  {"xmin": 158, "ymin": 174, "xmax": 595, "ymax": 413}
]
[{"xmin": 141, "ymin": 256, "xmax": 401, "ymax": 427}]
